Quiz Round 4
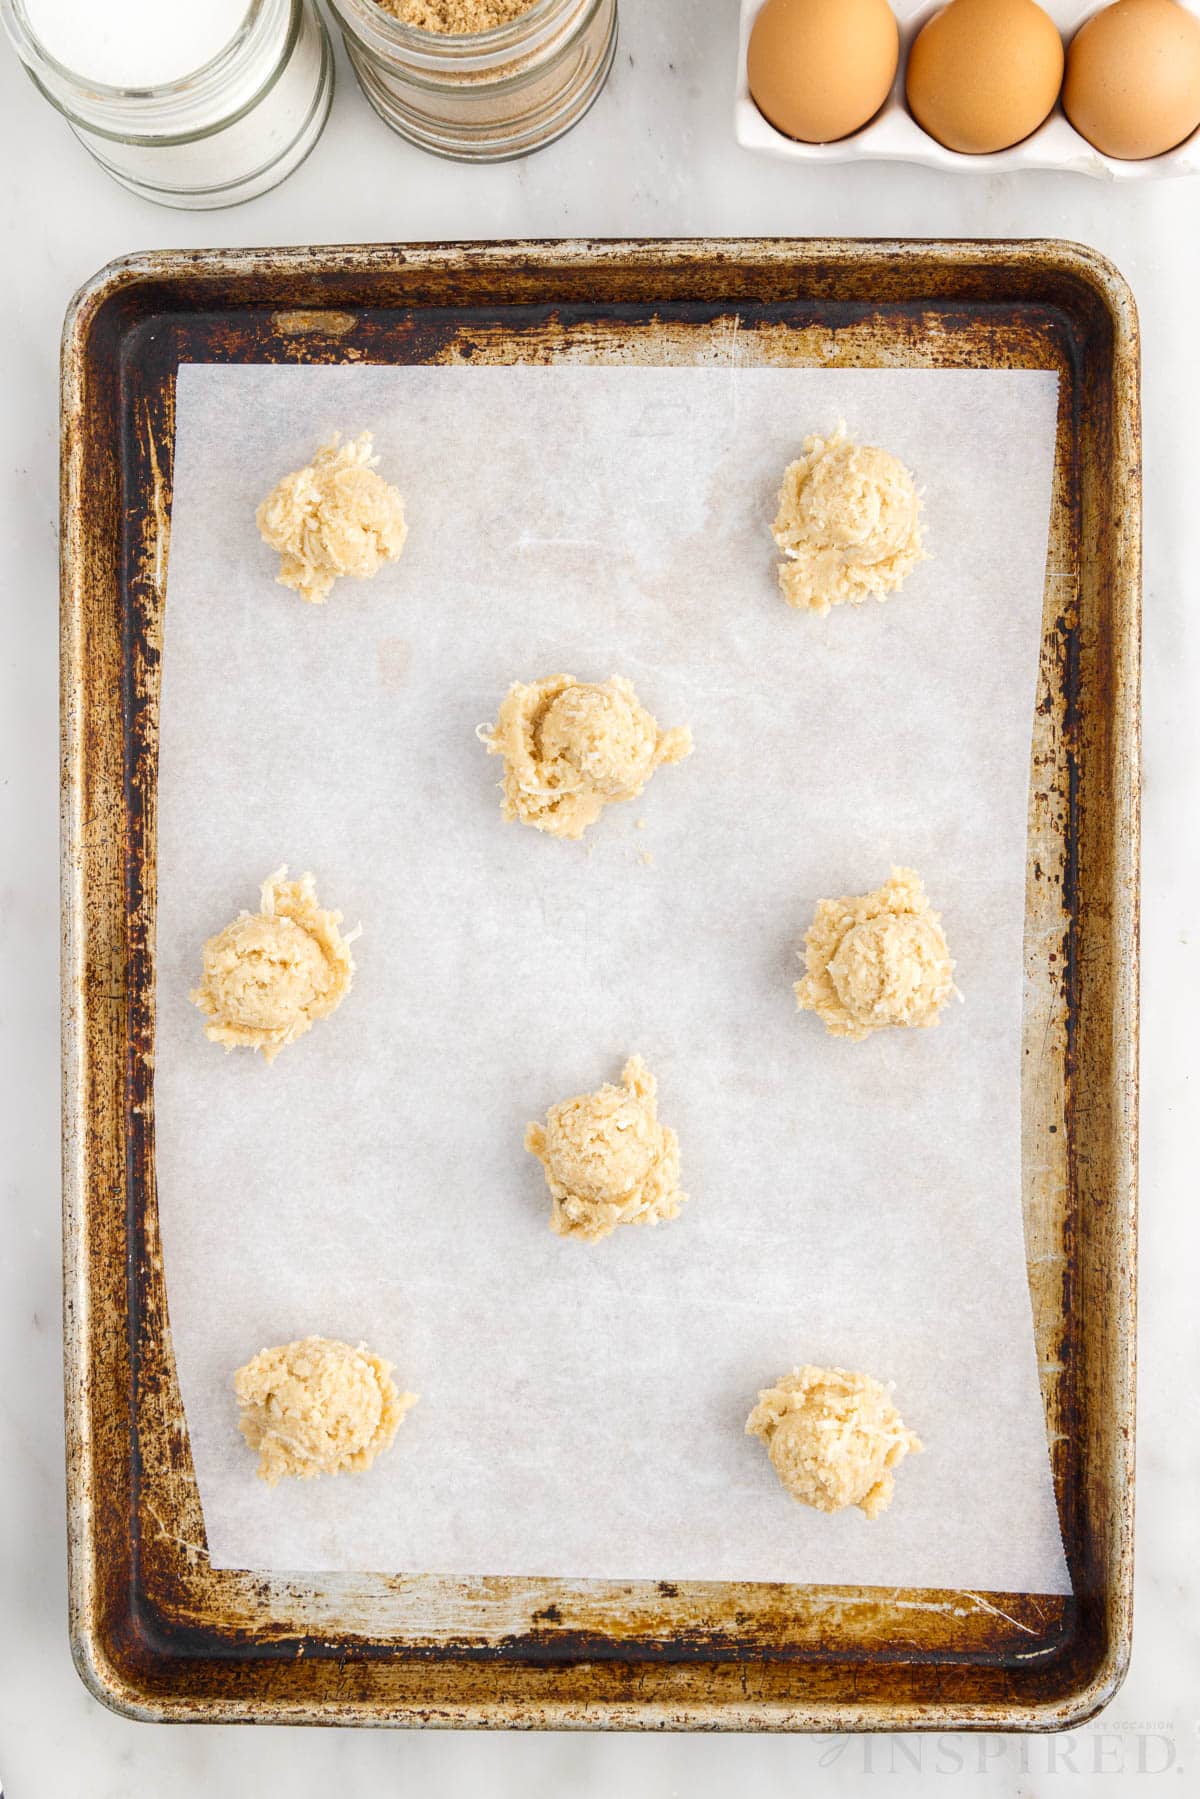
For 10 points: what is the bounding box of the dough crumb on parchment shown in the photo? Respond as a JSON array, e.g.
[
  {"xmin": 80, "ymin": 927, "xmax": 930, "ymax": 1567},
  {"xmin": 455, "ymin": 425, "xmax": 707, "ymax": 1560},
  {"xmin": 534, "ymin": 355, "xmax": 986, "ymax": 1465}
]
[
  {"xmin": 234, "ymin": 1337, "xmax": 417, "ymax": 1486},
  {"xmin": 747, "ymin": 1365, "xmax": 922, "ymax": 1519},
  {"xmin": 479, "ymin": 674, "xmax": 692, "ymax": 840},
  {"xmin": 772, "ymin": 421, "xmax": 926, "ymax": 615},
  {"xmin": 795, "ymin": 865, "xmax": 957, "ymax": 1041},
  {"xmin": 256, "ymin": 431, "xmax": 407, "ymax": 605},
  {"xmin": 525, "ymin": 1055, "xmax": 687, "ymax": 1243},
  {"xmin": 191, "ymin": 868, "xmax": 357, "ymax": 1062}
]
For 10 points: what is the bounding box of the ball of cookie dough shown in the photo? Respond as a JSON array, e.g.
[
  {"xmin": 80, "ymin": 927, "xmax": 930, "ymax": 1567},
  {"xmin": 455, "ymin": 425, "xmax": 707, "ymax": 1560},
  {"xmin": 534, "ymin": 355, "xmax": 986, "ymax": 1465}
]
[
  {"xmin": 538, "ymin": 681, "xmax": 658, "ymax": 795},
  {"xmin": 191, "ymin": 868, "xmax": 356, "ymax": 1062},
  {"xmin": 481, "ymin": 674, "xmax": 693, "ymax": 840},
  {"xmin": 256, "ymin": 431, "xmax": 407, "ymax": 605},
  {"xmin": 795, "ymin": 866, "xmax": 956, "ymax": 1040},
  {"xmin": 746, "ymin": 1364, "xmax": 922, "ymax": 1519},
  {"xmin": 525, "ymin": 1054, "xmax": 687, "ymax": 1242},
  {"xmin": 234, "ymin": 1336, "xmax": 417, "ymax": 1487},
  {"xmin": 772, "ymin": 421, "xmax": 925, "ymax": 615}
]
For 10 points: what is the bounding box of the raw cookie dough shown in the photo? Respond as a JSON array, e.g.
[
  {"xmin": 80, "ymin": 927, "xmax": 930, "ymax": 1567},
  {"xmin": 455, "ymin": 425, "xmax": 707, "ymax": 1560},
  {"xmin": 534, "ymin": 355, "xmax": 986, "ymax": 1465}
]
[
  {"xmin": 746, "ymin": 1365, "xmax": 922, "ymax": 1519},
  {"xmin": 771, "ymin": 421, "xmax": 926, "ymax": 615},
  {"xmin": 525, "ymin": 1055, "xmax": 687, "ymax": 1242},
  {"xmin": 795, "ymin": 865, "xmax": 956, "ymax": 1041},
  {"xmin": 256, "ymin": 431, "xmax": 408, "ymax": 604},
  {"xmin": 234, "ymin": 1336, "xmax": 417, "ymax": 1487},
  {"xmin": 481, "ymin": 674, "xmax": 693, "ymax": 840},
  {"xmin": 191, "ymin": 868, "xmax": 356, "ymax": 1062}
]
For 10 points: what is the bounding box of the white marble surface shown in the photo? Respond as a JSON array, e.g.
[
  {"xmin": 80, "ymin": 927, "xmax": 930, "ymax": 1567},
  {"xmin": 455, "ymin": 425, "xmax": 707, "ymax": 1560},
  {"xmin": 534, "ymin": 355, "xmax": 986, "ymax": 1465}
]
[{"xmin": 0, "ymin": 3, "xmax": 1195, "ymax": 1791}]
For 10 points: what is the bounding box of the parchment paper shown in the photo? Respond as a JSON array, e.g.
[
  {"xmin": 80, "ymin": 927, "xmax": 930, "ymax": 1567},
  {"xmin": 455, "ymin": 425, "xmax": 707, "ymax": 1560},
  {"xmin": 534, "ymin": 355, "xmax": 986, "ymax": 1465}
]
[{"xmin": 155, "ymin": 361, "xmax": 1069, "ymax": 1592}]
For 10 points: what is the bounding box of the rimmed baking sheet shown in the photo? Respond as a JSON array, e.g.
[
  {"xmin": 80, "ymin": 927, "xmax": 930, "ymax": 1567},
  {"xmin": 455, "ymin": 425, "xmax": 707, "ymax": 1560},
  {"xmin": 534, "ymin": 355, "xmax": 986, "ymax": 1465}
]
[{"xmin": 60, "ymin": 240, "xmax": 1139, "ymax": 1729}]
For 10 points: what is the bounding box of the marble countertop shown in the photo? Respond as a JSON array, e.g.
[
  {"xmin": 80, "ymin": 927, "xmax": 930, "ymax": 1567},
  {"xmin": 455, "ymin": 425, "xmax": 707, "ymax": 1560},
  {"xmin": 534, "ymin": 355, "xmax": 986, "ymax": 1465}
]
[{"xmin": 0, "ymin": 2, "xmax": 1194, "ymax": 1792}]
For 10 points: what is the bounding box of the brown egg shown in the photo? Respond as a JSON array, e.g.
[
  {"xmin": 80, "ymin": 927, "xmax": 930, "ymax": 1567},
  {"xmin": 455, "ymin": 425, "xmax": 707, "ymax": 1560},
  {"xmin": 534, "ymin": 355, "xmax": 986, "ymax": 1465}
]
[
  {"xmin": 1064, "ymin": 0, "xmax": 1200, "ymax": 159},
  {"xmin": 905, "ymin": 0, "xmax": 1065, "ymax": 153},
  {"xmin": 747, "ymin": 0, "xmax": 900, "ymax": 144}
]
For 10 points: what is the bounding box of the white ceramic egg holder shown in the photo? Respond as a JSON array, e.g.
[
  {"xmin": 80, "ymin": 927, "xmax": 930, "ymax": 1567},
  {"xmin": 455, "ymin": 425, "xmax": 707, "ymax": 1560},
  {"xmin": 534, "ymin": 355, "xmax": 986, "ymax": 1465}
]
[{"xmin": 735, "ymin": 0, "xmax": 1200, "ymax": 179}]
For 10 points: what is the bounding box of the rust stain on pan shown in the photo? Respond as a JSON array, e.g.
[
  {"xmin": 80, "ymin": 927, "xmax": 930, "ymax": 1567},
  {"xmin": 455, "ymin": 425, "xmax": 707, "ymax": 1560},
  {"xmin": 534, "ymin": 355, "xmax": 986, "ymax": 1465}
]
[
  {"xmin": 59, "ymin": 240, "xmax": 1139, "ymax": 1729},
  {"xmin": 271, "ymin": 309, "xmax": 359, "ymax": 336}
]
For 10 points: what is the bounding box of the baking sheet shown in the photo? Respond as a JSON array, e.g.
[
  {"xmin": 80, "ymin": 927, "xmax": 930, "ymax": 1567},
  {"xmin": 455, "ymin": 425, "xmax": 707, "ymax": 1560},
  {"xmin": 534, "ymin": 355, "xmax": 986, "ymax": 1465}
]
[{"xmin": 154, "ymin": 361, "xmax": 1069, "ymax": 1593}]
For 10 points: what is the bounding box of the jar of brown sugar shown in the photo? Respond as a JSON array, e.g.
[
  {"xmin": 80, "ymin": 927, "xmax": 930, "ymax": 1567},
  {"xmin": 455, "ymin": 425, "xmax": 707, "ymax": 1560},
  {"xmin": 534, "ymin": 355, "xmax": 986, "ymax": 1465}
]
[{"xmin": 327, "ymin": 0, "xmax": 617, "ymax": 161}]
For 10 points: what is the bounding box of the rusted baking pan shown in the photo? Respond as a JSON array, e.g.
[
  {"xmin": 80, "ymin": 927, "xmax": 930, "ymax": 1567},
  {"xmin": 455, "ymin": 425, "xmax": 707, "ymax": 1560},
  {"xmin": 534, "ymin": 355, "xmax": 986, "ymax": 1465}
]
[{"xmin": 60, "ymin": 239, "xmax": 1139, "ymax": 1729}]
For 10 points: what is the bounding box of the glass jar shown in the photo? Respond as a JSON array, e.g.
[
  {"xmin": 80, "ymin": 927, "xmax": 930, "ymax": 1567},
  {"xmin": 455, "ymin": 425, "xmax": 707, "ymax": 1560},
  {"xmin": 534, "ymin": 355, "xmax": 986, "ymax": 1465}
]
[
  {"xmin": 328, "ymin": 0, "xmax": 617, "ymax": 162},
  {"xmin": 1, "ymin": 0, "xmax": 333, "ymax": 209}
]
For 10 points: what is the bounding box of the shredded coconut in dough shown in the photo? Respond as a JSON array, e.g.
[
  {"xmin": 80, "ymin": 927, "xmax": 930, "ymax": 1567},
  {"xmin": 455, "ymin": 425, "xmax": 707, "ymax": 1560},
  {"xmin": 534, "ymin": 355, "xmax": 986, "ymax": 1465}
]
[
  {"xmin": 747, "ymin": 1365, "xmax": 922, "ymax": 1519},
  {"xmin": 795, "ymin": 866, "xmax": 956, "ymax": 1041},
  {"xmin": 480, "ymin": 674, "xmax": 693, "ymax": 840},
  {"xmin": 234, "ymin": 1336, "xmax": 416, "ymax": 1487},
  {"xmin": 378, "ymin": 0, "xmax": 534, "ymax": 29},
  {"xmin": 525, "ymin": 1055, "xmax": 687, "ymax": 1242},
  {"xmin": 772, "ymin": 421, "xmax": 925, "ymax": 615},
  {"xmin": 191, "ymin": 868, "xmax": 356, "ymax": 1062},
  {"xmin": 256, "ymin": 432, "xmax": 408, "ymax": 605}
]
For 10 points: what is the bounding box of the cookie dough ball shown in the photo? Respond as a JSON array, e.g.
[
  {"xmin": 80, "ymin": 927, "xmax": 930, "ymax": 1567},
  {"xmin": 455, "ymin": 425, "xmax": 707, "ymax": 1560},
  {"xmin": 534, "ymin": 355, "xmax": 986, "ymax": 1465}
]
[
  {"xmin": 481, "ymin": 674, "xmax": 692, "ymax": 840},
  {"xmin": 795, "ymin": 866, "xmax": 956, "ymax": 1040},
  {"xmin": 747, "ymin": 1365, "xmax": 922, "ymax": 1519},
  {"xmin": 772, "ymin": 421, "xmax": 925, "ymax": 614},
  {"xmin": 525, "ymin": 1055, "xmax": 687, "ymax": 1242},
  {"xmin": 256, "ymin": 431, "xmax": 407, "ymax": 605},
  {"xmin": 234, "ymin": 1336, "xmax": 417, "ymax": 1487},
  {"xmin": 192, "ymin": 868, "xmax": 356, "ymax": 1062}
]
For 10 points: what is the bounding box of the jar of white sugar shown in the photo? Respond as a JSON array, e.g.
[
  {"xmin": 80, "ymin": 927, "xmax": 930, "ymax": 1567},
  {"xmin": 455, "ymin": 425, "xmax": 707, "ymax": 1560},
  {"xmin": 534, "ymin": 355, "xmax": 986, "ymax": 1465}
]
[
  {"xmin": 1, "ymin": 0, "xmax": 333, "ymax": 208},
  {"xmin": 328, "ymin": 0, "xmax": 617, "ymax": 162}
]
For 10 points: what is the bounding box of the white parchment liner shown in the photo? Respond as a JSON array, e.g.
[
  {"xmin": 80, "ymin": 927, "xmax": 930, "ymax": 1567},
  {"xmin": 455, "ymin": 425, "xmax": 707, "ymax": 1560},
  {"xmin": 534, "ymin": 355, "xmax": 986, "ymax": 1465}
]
[{"xmin": 155, "ymin": 363, "xmax": 1069, "ymax": 1592}]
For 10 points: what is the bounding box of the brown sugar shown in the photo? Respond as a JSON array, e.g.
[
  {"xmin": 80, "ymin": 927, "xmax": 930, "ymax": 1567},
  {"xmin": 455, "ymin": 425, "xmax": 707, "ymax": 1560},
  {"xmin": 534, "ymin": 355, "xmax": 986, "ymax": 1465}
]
[{"xmin": 378, "ymin": 0, "xmax": 537, "ymax": 32}]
